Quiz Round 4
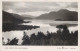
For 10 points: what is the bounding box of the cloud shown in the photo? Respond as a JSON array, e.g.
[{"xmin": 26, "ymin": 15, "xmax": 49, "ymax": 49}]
[
  {"xmin": 17, "ymin": 11, "xmax": 49, "ymax": 16},
  {"xmin": 2, "ymin": 2, "xmax": 78, "ymax": 16},
  {"xmin": 67, "ymin": 2, "xmax": 78, "ymax": 8},
  {"xmin": 6, "ymin": 9, "xmax": 15, "ymax": 13}
]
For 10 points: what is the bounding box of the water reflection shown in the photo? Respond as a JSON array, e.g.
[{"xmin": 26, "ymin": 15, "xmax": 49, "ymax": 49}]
[{"xmin": 3, "ymin": 20, "xmax": 78, "ymax": 45}]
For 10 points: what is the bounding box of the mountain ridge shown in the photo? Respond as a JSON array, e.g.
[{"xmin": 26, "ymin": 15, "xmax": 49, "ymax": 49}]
[{"xmin": 36, "ymin": 9, "xmax": 78, "ymax": 21}]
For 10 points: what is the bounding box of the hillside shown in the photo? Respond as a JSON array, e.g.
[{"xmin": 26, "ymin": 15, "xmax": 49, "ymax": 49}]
[
  {"xmin": 36, "ymin": 9, "xmax": 78, "ymax": 21},
  {"xmin": 2, "ymin": 11, "xmax": 24, "ymax": 24},
  {"xmin": 11, "ymin": 13, "xmax": 32, "ymax": 20}
]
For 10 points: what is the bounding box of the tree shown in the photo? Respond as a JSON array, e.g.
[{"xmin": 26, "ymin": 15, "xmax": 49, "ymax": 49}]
[
  {"xmin": 62, "ymin": 25, "xmax": 70, "ymax": 35},
  {"xmin": 56, "ymin": 25, "xmax": 63, "ymax": 34},
  {"xmin": 6, "ymin": 38, "xmax": 10, "ymax": 45},
  {"xmin": 22, "ymin": 31, "xmax": 30, "ymax": 45},
  {"xmin": 9, "ymin": 37, "xmax": 19, "ymax": 45},
  {"xmin": 36, "ymin": 32, "xmax": 45, "ymax": 40},
  {"xmin": 2, "ymin": 37, "xmax": 5, "ymax": 45},
  {"xmin": 30, "ymin": 33, "xmax": 36, "ymax": 40}
]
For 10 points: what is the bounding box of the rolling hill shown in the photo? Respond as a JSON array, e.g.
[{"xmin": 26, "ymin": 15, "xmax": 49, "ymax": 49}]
[
  {"xmin": 36, "ymin": 9, "xmax": 78, "ymax": 21},
  {"xmin": 3, "ymin": 11, "xmax": 24, "ymax": 24},
  {"xmin": 2, "ymin": 11, "xmax": 32, "ymax": 24},
  {"xmin": 11, "ymin": 13, "xmax": 32, "ymax": 20}
]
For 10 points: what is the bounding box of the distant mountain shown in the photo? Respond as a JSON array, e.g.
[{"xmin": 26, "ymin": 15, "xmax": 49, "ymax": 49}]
[
  {"xmin": 2, "ymin": 11, "xmax": 24, "ymax": 24},
  {"xmin": 21, "ymin": 14, "xmax": 35, "ymax": 19},
  {"xmin": 11, "ymin": 14, "xmax": 32, "ymax": 20},
  {"xmin": 36, "ymin": 9, "xmax": 78, "ymax": 21}
]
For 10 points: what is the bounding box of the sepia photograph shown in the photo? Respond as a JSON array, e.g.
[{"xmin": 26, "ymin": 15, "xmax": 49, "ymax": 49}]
[{"xmin": 2, "ymin": 2, "xmax": 78, "ymax": 46}]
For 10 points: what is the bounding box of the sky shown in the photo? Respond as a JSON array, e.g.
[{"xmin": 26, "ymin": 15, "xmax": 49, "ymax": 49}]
[{"xmin": 2, "ymin": 2, "xmax": 78, "ymax": 16}]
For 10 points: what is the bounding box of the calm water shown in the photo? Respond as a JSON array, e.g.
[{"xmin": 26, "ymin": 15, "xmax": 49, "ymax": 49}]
[{"xmin": 3, "ymin": 20, "xmax": 78, "ymax": 44}]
